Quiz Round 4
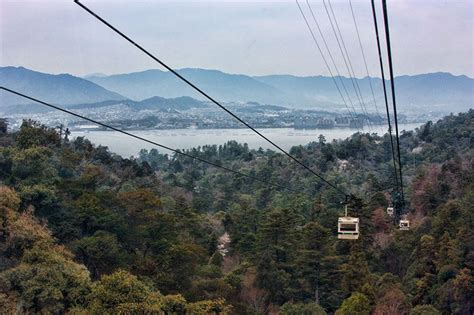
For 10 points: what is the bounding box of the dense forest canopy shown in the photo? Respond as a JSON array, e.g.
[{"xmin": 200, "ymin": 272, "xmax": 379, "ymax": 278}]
[{"xmin": 0, "ymin": 110, "xmax": 472, "ymax": 314}]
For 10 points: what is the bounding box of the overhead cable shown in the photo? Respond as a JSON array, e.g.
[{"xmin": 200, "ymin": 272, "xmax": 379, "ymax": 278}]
[
  {"xmin": 0, "ymin": 87, "xmax": 299, "ymax": 193},
  {"xmin": 74, "ymin": 0, "xmax": 350, "ymax": 197},
  {"xmin": 381, "ymin": 0, "xmax": 405, "ymax": 204},
  {"xmin": 348, "ymin": 0, "xmax": 383, "ymax": 130},
  {"xmin": 370, "ymin": 0, "xmax": 399, "ymax": 193},
  {"xmin": 320, "ymin": 0, "xmax": 373, "ymax": 130},
  {"xmin": 295, "ymin": 0, "xmax": 361, "ymax": 131}
]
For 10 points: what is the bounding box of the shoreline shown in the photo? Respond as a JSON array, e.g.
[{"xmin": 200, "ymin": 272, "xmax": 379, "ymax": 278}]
[
  {"xmin": 71, "ymin": 123, "xmax": 424, "ymax": 157},
  {"xmin": 69, "ymin": 122, "xmax": 425, "ymax": 133}
]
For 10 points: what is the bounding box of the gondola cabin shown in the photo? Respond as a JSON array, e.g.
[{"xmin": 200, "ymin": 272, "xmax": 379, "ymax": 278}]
[
  {"xmin": 338, "ymin": 217, "xmax": 359, "ymax": 240},
  {"xmin": 386, "ymin": 206, "xmax": 394, "ymax": 216},
  {"xmin": 399, "ymin": 219, "xmax": 410, "ymax": 230}
]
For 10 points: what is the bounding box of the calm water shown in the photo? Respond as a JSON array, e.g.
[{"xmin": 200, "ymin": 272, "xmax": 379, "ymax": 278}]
[{"xmin": 73, "ymin": 123, "xmax": 423, "ymax": 157}]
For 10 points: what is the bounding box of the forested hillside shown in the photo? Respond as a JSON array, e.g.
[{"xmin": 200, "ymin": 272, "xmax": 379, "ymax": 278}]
[{"xmin": 0, "ymin": 110, "xmax": 472, "ymax": 314}]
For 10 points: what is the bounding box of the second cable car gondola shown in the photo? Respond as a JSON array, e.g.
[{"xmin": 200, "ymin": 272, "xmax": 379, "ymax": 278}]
[
  {"xmin": 386, "ymin": 206, "xmax": 394, "ymax": 217},
  {"xmin": 399, "ymin": 215, "xmax": 410, "ymax": 230},
  {"xmin": 338, "ymin": 204, "xmax": 359, "ymax": 240}
]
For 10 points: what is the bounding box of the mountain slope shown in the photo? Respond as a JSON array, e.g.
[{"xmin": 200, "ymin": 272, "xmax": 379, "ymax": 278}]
[
  {"xmin": 87, "ymin": 68, "xmax": 293, "ymax": 106},
  {"xmin": 392, "ymin": 72, "xmax": 473, "ymax": 112},
  {"xmin": 255, "ymin": 72, "xmax": 474, "ymax": 113},
  {"xmin": 3, "ymin": 66, "xmax": 472, "ymax": 114},
  {"xmin": 88, "ymin": 68, "xmax": 473, "ymax": 113},
  {"xmin": 0, "ymin": 67, "xmax": 126, "ymax": 107}
]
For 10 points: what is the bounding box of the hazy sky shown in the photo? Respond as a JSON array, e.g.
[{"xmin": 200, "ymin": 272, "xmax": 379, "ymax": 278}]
[{"xmin": 1, "ymin": 0, "xmax": 473, "ymax": 77}]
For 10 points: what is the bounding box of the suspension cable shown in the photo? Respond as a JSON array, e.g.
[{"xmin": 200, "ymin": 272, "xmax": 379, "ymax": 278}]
[
  {"xmin": 347, "ymin": 0, "xmax": 383, "ymax": 130},
  {"xmin": 320, "ymin": 0, "xmax": 373, "ymax": 131},
  {"xmin": 74, "ymin": 0, "xmax": 349, "ymax": 198},
  {"xmin": 0, "ymin": 87, "xmax": 301, "ymax": 193},
  {"xmin": 381, "ymin": 0, "xmax": 404, "ymax": 206},
  {"xmin": 370, "ymin": 0, "xmax": 399, "ymax": 194},
  {"xmin": 303, "ymin": 0, "xmax": 364, "ymax": 130},
  {"xmin": 295, "ymin": 0, "xmax": 361, "ymax": 131}
]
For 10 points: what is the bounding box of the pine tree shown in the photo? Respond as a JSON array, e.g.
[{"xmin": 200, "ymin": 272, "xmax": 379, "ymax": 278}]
[
  {"xmin": 435, "ymin": 232, "xmax": 462, "ymax": 271},
  {"xmin": 297, "ymin": 222, "xmax": 332, "ymax": 305},
  {"xmin": 256, "ymin": 208, "xmax": 300, "ymax": 303},
  {"xmin": 341, "ymin": 243, "xmax": 372, "ymax": 296}
]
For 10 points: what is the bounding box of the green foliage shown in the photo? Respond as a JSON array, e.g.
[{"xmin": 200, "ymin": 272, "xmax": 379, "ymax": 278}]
[
  {"xmin": 409, "ymin": 304, "xmax": 441, "ymax": 315},
  {"xmin": 16, "ymin": 119, "xmax": 60, "ymax": 149},
  {"xmin": 0, "ymin": 185, "xmax": 21, "ymax": 210},
  {"xmin": 256, "ymin": 207, "xmax": 301, "ymax": 303},
  {"xmin": 1, "ymin": 244, "xmax": 92, "ymax": 314},
  {"xmin": 225, "ymin": 198, "xmax": 260, "ymax": 256},
  {"xmin": 0, "ymin": 192, "xmax": 92, "ymax": 313},
  {"xmin": 11, "ymin": 146, "xmax": 58, "ymax": 185},
  {"xmin": 186, "ymin": 298, "xmax": 231, "ymax": 314},
  {"xmin": 341, "ymin": 246, "xmax": 372, "ymax": 296},
  {"xmin": 296, "ymin": 222, "xmax": 343, "ymax": 309},
  {"xmin": 0, "ymin": 189, "xmax": 54, "ymax": 268},
  {"xmin": 0, "ymin": 112, "xmax": 472, "ymax": 313},
  {"xmin": 18, "ymin": 184, "xmax": 58, "ymax": 214},
  {"xmin": 68, "ymin": 193, "xmax": 126, "ymax": 237},
  {"xmin": 87, "ymin": 269, "xmax": 161, "ymax": 313},
  {"xmin": 280, "ymin": 302, "xmax": 327, "ymax": 315},
  {"xmin": 451, "ymin": 268, "xmax": 474, "ymax": 314},
  {"xmin": 189, "ymin": 278, "xmax": 234, "ymax": 302},
  {"xmin": 71, "ymin": 231, "xmax": 125, "ymax": 279},
  {"xmin": 210, "ymin": 250, "xmax": 224, "ymax": 267},
  {"xmin": 335, "ymin": 292, "xmax": 372, "ymax": 315},
  {"xmin": 160, "ymin": 294, "xmax": 187, "ymax": 314}
]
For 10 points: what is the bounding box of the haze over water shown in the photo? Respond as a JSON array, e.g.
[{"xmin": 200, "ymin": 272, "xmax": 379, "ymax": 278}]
[{"xmin": 73, "ymin": 123, "xmax": 423, "ymax": 157}]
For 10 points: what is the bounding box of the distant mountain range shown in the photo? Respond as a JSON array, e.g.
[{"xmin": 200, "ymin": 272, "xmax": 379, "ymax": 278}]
[
  {"xmin": 87, "ymin": 68, "xmax": 473, "ymax": 113},
  {"xmin": 0, "ymin": 67, "xmax": 125, "ymax": 107},
  {"xmin": 1, "ymin": 66, "xmax": 472, "ymax": 114},
  {"xmin": 87, "ymin": 68, "xmax": 287, "ymax": 107},
  {"xmin": 255, "ymin": 72, "xmax": 473, "ymax": 113}
]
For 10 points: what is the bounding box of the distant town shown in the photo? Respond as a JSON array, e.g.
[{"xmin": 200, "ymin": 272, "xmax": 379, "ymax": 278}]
[{"xmin": 3, "ymin": 100, "xmax": 446, "ymax": 132}]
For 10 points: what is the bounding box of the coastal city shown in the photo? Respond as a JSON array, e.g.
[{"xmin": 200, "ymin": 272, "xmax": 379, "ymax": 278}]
[{"xmin": 2, "ymin": 99, "xmax": 442, "ymax": 132}]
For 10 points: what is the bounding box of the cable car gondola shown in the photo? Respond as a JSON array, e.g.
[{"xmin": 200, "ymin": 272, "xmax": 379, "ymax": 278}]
[
  {"xmin": 399, "ymin": 215, "xmax": 410, "ymax": 230},
  {"xmin": 338, "ymin": 204, "xmax": 359, "ymax": 240},
  {"xmin": 386, "ymin": 206, "xmax": 394, "ymax": 216}
]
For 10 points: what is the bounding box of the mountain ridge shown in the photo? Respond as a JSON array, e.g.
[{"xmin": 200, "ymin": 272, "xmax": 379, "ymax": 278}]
[
  {"xmin": 0, "ymin": 66, "xmax": 126, "ymax": 107},
  {"xmin": 87, "ymin": 68, "xmax": 288, "ymax": 107},
  {"xmin": 2, "ymin": 66, "xmax": 472, "ymax": 115},
  {"xmin": 87, "ymin": 68, "xmax": 473, "ymax": 113}
]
